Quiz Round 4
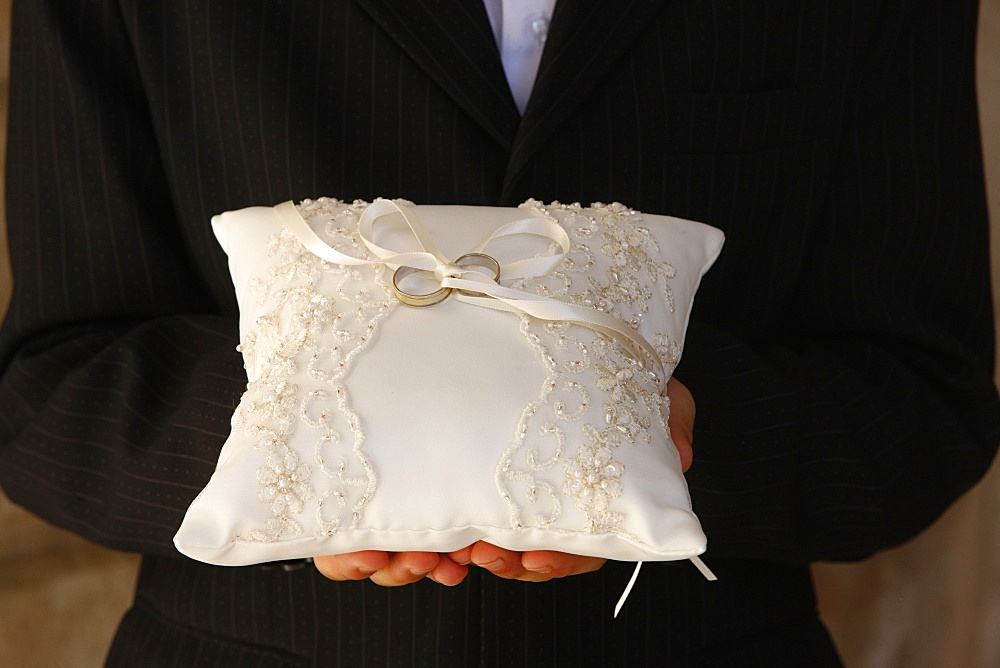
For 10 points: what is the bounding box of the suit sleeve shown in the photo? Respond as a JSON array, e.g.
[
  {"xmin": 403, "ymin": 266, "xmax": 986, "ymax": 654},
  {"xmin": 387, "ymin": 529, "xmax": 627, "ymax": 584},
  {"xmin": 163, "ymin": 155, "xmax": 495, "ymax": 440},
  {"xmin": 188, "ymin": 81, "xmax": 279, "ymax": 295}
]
[
  {"xmin": 0, "ymin": 2, "xmax": 242, "ymax": 556},
  {"xmin": 679, "ymin": 1, "xmax": 1000, "ymax": 562}
]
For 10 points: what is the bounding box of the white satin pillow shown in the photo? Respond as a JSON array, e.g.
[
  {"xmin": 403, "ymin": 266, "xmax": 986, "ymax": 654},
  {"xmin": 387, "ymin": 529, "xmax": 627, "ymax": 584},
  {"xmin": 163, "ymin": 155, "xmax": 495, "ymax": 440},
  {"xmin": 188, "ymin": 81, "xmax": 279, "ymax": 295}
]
[{"xmin": 174, "ymin": 198, "xmax": 723, "ymax": 568}]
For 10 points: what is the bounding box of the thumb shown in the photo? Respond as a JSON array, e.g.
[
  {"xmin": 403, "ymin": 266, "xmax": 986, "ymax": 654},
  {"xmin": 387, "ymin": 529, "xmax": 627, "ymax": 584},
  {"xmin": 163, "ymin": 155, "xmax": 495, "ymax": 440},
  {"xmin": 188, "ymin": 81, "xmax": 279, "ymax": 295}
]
[{"xmin": 664, "ymin": 377, "xmax": 695, "ymax": 472}]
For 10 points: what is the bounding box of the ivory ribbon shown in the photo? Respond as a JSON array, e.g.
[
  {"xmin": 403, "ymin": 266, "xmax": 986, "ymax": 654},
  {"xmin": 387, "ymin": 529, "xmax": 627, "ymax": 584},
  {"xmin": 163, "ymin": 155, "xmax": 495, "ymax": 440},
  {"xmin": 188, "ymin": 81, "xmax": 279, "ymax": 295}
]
[
  {"xmin": 614, "ymin": 556, "xmax": 716, "ymax": 618},
  {"xmin": 274, "ymin": 199, "xmax": 666, "ymax": 391}
]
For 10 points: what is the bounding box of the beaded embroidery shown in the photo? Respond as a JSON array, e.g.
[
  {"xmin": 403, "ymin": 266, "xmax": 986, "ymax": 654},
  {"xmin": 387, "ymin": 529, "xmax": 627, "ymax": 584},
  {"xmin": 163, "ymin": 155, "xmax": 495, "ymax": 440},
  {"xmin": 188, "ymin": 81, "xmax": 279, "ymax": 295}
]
[
  {"xmin": 232, "ymin": 198, "xmax": 390, "ymax": 543},
  {"xmin": 498, "ymin": 201, "xmax": 679, "ymax": 541}
]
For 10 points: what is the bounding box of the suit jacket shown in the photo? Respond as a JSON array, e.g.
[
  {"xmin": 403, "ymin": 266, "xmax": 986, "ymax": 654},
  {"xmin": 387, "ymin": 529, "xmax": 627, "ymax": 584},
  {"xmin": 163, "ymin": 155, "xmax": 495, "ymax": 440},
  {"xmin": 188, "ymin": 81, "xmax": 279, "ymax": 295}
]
[{"xmin": 2, "ymin": 1, "xmax": 997, "ymax": 664}]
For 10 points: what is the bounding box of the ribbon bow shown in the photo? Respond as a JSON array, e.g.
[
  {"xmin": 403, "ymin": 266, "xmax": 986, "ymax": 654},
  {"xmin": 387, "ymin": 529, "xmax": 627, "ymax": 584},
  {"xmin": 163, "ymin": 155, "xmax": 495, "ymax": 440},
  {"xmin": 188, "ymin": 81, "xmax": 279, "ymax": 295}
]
[{"xmin": 274, "ymin": 199, "xmax": 666, "ymax": 392}]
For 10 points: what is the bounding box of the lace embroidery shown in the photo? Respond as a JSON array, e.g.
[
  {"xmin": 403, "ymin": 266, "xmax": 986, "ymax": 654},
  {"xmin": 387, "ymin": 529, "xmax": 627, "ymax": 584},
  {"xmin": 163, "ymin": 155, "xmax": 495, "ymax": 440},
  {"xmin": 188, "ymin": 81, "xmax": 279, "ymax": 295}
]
[
  {"xmin": 233, "ymin": 198, "xmax": 390, "ymax": 543},
  {"xmin": 497, "ymin": 201, "xmax": 676, "ymax": 542}
]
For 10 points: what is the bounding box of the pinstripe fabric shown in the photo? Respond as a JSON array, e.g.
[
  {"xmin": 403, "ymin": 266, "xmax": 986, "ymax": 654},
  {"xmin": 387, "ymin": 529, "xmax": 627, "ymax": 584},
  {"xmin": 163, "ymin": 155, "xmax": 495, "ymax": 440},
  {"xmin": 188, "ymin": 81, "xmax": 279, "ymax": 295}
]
[{"xmin": 1, "ymin": 0, "xmax": 997, "ymax": 664}]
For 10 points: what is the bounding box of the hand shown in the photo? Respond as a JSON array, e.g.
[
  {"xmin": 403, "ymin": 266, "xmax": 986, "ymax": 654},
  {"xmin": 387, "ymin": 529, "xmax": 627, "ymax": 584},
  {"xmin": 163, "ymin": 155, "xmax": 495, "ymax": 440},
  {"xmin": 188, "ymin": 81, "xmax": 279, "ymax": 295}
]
[
  {"xmin": 665, "ymin": 376, "xmax": 696, "ymax": 472},
  {"xmin": 313, "ymin": 550, "xmax": 469, "ymax": 586},
  {"xmin": 447, "ymin": 542, "xmax": 605, "ymax": 582},
  {"xmin": 313, "ymin": 544, "xmax": 605, "ymax": 586}
]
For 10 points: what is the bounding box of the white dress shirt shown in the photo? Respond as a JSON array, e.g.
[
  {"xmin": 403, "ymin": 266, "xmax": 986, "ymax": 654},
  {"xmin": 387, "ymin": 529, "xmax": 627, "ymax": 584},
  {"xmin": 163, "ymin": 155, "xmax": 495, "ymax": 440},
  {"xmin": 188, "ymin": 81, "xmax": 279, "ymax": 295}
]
[{"xmin": 482, "ymin": 0, "xmax": 558, "ymax": 114}]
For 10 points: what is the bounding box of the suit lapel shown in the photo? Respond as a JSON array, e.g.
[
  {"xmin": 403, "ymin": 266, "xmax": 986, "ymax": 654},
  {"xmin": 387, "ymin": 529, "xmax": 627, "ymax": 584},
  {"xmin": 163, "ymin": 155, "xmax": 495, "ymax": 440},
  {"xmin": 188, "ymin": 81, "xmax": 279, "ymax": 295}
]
[
  {"xmin": 503, "ymin": 0, "xmax": 665, "ymax": 197},
  {"xmin": 352, "ymin": 0, "xmax": 520, "ymax": 151}
]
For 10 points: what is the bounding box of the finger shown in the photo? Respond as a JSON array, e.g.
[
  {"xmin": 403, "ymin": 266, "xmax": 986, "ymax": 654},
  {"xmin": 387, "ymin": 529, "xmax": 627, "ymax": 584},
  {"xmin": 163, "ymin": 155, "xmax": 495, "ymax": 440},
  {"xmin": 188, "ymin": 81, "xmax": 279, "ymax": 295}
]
[
  {"xmin": 521, "ymin": 550, "xmax": 606, "ymax": 579},
  {"xmin": 447, "ymin": 544, "xmax": 475, "ymax": 565},
  {"xmin": 368, "ymin": 551, "xmax": 442, "ymax": 587},
  {"xmin": 426, "ymin": 553, "xmax": 470, "ymax": 586},
  {"xmin": 665, "ymin": 377, "xmax": 696, "ymax": 472},
  {"xmin": 467, "ymin": 541, "xmax": 539, "ymax": 580},
  {"xmin": 313, "ymin": 550, "xmax": 390, "ymax": 581},
  {"xmin": 467, "ymin": 542, "xmax": 606, "ymax": 582}
]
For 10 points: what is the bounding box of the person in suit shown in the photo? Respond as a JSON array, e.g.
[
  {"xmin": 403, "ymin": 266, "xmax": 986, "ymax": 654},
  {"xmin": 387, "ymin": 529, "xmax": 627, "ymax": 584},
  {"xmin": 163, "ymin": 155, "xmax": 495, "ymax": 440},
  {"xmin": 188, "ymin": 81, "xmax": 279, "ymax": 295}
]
[{"xmin": 1, "ymin": 1, "xmax": 997, "ymax": 664}]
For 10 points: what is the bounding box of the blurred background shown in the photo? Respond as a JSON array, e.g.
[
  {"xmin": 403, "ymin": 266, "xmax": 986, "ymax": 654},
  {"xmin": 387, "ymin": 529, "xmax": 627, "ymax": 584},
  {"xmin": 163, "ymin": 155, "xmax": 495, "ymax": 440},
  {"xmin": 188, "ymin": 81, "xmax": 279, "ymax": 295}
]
[{"xmin": 0, "ymin": 1, "xmax": 998, "ymax": 665}]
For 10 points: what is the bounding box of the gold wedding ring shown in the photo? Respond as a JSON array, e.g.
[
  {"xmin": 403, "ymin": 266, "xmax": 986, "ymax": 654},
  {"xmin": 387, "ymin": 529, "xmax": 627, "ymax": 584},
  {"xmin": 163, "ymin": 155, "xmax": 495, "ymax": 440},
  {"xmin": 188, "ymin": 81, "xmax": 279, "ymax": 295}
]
[
  {"xmin": 391, "ymin": 266, "xmax": 452, "ymax": 307},
  {"xmin": 391, "ymin": 253, "xmax": 500, "ymax": 307},
  {"xmin": 454, "ymin": 253, "xmax": 501, "ymax": 297}
]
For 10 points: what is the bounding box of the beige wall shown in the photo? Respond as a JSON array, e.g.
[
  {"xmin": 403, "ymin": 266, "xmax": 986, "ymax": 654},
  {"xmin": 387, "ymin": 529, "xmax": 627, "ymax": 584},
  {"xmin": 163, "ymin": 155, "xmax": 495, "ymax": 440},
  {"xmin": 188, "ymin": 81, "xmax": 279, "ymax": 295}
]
[{"xmin": 0, "ymin": 2, "xmax": 998, "ymax": 665}]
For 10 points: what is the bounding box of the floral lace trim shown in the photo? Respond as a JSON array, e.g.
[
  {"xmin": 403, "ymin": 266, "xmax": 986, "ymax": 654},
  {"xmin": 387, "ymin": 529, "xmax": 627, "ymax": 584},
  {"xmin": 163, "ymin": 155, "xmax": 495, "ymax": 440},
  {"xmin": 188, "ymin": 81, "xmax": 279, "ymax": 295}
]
[
  {"xmin": 497, "ymin": 201, "xmax": 676, "ymax": 541},
  {"xmin": 233, "ymin": 198, "xmax": 391, "ymax": 543}
]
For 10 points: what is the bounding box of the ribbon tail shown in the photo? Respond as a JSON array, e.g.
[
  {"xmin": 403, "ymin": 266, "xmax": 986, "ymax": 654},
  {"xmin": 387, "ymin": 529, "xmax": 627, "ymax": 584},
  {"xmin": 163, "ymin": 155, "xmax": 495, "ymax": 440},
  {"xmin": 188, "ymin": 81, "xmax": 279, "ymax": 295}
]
[
  {"xmin": 690, "ymin": 555, "xmax": 717, "ymax": 581},
  {"xmin": 614, "ymin": 562, "xmax": 643, "ymax": 618},
  {"xmin": 614, "ymin": 556, "xmax": 716, "ymax": 618}
]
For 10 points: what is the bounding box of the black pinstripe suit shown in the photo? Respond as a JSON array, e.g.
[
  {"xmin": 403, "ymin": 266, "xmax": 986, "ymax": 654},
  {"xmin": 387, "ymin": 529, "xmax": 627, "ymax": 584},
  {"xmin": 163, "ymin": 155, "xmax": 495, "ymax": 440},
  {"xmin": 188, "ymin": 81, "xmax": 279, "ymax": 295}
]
[{"xmin": 2, "ymin": 1, "xmax": 998, "ymax": 664}]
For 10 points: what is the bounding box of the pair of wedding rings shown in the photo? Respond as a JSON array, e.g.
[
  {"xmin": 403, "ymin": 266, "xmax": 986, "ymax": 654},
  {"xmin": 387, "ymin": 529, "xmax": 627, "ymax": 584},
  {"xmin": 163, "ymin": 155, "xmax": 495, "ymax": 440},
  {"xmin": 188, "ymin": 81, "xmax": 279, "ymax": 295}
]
[{"xmin": 392, "ymin": 253, "xmax": 501, "ymax": 307}]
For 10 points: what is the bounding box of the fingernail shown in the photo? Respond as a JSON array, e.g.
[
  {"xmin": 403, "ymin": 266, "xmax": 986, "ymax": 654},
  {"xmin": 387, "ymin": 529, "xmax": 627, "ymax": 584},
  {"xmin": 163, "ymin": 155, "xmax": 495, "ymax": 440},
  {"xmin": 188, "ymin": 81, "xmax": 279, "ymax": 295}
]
[
  {"xmin": 480, "ymin": 558, "xmax": 505, "ymax": 572},
  {"xmin": 410, "ymin": 568, "xmax": 433, "ymax": 577},
  {"xmin": 358, "ymin": 567, "xmax": 377, "ymax": 575},
  {"xmin": 526, "ymin": 565, "xmax": 552, "ymax": 574}
]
